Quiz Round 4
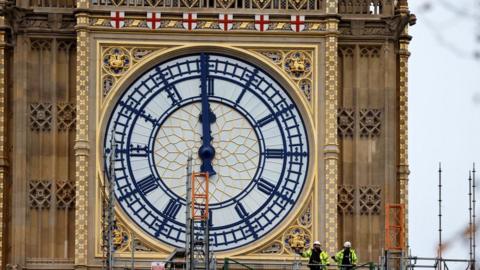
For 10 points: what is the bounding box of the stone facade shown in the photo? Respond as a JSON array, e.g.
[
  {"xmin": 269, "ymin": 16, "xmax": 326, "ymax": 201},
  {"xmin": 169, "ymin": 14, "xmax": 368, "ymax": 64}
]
[{"xmin": 0, "ymin": 0, "xmax": 414, "ymax": 268}]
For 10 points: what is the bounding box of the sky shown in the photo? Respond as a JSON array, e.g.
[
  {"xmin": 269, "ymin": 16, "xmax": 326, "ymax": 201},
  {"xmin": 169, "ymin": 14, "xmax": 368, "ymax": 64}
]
[{"xmin": 408, "ymin": 0, "xmax": 480, "ymax": 265}]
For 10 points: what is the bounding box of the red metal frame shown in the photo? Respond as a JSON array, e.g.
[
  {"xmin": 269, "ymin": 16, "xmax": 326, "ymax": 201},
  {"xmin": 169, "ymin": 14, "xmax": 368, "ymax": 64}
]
[
  {"xmin": 385, "ymin": 204, "xmax": 405, "ymax": 251},
  {"xmin": 191, "ymin": 172, "xmax": 209, "ymax": 221}
]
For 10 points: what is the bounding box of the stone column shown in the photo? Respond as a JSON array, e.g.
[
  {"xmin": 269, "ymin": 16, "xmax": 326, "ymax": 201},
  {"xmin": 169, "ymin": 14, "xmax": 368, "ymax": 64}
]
[
  {"xmin": 0, "ymin": 15, "xmax": 8, "ymax": 270},
  {"xmin": 397, "ymin": 0, "xmax": 411, "ymax": 252},
  {"xmin": 324, "ymin": 0, "xmax": 339, "ymax": 253},
  {"xmin": 398, "ymin": 33, "xmax": 410, "ymax": 251},
  {"xmin": 10, "ymin": 28, "xmax": 28, "ymax": 270},
  {"xmin": 74, "ymin": 3, "xmax": 90, "ymax": 268}
]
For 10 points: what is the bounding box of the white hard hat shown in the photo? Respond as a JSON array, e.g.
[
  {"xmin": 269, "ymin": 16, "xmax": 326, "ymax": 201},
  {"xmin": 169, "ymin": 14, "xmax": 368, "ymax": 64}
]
[
  {"xmin": 313, "ymin": 241, "xmax": 321, "ymax": 245},
  {"xmin": 344, "ymin": 241, "xmax": 352, "ymax": 248}
]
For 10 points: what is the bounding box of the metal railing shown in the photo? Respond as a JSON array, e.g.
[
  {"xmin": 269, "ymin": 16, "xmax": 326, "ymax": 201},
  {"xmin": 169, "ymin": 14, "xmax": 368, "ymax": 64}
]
[
  {"xmin": 382, "ymin": 252, "xmax": 476, "ymax": 270},
  {"xmin": 28, "ymin": 0, "xmax": 76, "ymax": 8},
  {"xmin": 338, "ymin": 0, "xmax": 386, "ymax": 15},
  {"xmin": 91, "ymin": 0, "xmax": 323, "ymax": 12},
  {"xmin": 23, "ymin": 0, "xmax": 393, "ymax": 15},
  {"xmin": 221, "ymin": 258, "xmax": 378, "ymax": 270}
]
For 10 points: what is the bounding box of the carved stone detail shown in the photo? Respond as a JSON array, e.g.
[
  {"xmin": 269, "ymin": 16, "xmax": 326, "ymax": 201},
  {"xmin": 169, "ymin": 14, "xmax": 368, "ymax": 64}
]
[
  {"xmin": 56, "ymin": 181, "xmax": 75, "ymax": 209},
  {"xmin": 75, "ymin": 27, "xmax": 90, "ymax": 265},
  {"xmin": 181, "ymin": 0, "xmax": 199, "ymax": 8},
  {"xmin": 132, "ymin": 48, "xmax": 154, "ymax": 61},
  {"xmin": 146, "ymin": 0, "xmax": 162, "ymax": 7},
  {"xmin": 110, "ymin": 0, "xmax": 124, "ymax": 6},
  {"xmin": 30, "ymin": 103, "xmax": 53, "ymax": 132},
  {"xmin": 216, "ymin": 0, "xmax": 235, "ymax": 8},
  {"xmin": 103, "ymin": 75, "xmax": 115, "ymax": 97},
  {"xmin": 257, "ymin": 241, "xmax": 284, "ymax": 254},
  {"xmin": 133, "ymin": 238, "xmax": 155, "ymax": 252},
  {"xmin": 253, "ymin": 0, "xmax": 271, "ymax": 9},
  {"xmin": 101, "ymin": 46, "xmax": 164, "ymax": 98},
  {"xmin": 112, "ymin": 223, "xmax": 131, "ymax": 252},
  {"xmin": 360, "ymin": 46, "xmax": 381, "ymax": 58},
  {"xmin": 30, "ymin": 39, "xmax": 52, "ymax": 51},
  {"xmin": 359, "ymin": 108, "xmax": 382, "ymax": 138},
  {"xmin": 338, "ymin": 185, "xmax": 355, "ymax": 215},
  {"xmin": 259, "ymin": 50, "xmax": 283, "ymax": 64},
  {"xmin": 339, "ymin": 21, "xmax": 395, "ymax": 37},
  {"xmin": 254, "ymin": 49, "xmax": 314, "ymax": 101},
  {"xmin": 57, "ymin": 40, "xmax": 75, "ymax": 52},
  {"xmin": 299, "ymin": 79, "xmax": 312, "ymax": 101},
  {"xmin": 324, "ymin": 33, "xmax": 339, "ymax": 253},
  {"xmin": 289, "ymin": 0, "xmax": 307, "ymax": 10},
  {"xmin": 359, "ymin": 186, "xmax": 381, "ymax": 215},
  {"xmin": 57, "ymin": 103, "xmax": 76, "ymax": 132},
  {"xmin": 284, "ymin": 51, "xmax": 311, "ymax": 79},
  {"xmin": 103, "ymin": 47, "xmax": 130, "ymax": 75},
  {"xmin": 20, "ymin": 17, "xmax": 50, "ymax": 29},
  {"xmin": 29, "ymin": 180, "xmax": 52, "ymax": 209},
  {"xmin": 298, "ymin": 204, "xmax": 312, "ymax": 227},
  {"xmin": 283, "ymin": 226, "xmax": 311, "ymax": 254},
  {"xmin": 339, "ymin": 46, "xmax": 354, "ymax": 58},
  {"xmin": 337, "ymin": 108, "xmax": 355, "ymax": 138}
]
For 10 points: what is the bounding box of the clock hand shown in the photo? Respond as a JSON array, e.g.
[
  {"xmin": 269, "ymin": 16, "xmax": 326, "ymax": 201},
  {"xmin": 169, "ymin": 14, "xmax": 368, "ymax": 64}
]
[{"xmin": 198, "ymin": 53, "xmax": 216, "ymax": 176}]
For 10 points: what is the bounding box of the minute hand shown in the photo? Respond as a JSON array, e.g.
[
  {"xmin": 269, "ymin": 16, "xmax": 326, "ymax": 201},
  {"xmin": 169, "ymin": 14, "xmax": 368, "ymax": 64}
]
[{"xmin": 198, "ymin": 53, "xmax": 216, "ymax": 176}]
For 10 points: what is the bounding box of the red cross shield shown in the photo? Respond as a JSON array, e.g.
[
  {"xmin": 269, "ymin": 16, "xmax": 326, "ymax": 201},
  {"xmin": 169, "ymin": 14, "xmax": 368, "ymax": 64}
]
[
  {"xmin": 254, "ymin": 14, "xmax": 270, "ymax": 32},
  {"xmin": 218, "ymin": 14, "xmax": 234, "ymax": 31},
  {"xmin": 147, "ymin": 12, "xmax": 161, "ymax": 30},
  {"xmin": 290, "ymin": 15, "xmax": 305, "ymax": 32},
  {"xmin": 110, "ymin": 11, "xmax": 125, "ymax": 29},
  {"xmin": 182, "ymin": 13, "xmax": 197, "ymax": 31}
]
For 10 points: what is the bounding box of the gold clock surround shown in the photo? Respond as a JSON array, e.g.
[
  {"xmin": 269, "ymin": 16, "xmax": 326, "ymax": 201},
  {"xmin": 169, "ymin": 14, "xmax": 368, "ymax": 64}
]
[{"xmin": 94, "ymin": 43, "xmax": 322, "ymax": 261}]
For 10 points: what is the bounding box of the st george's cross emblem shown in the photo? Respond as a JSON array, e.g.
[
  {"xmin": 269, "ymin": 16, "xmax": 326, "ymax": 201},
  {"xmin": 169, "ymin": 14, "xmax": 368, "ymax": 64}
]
[
  {"xmin": 290, "ymin": 15, "xmax": 305, "ymax": 32},
  {"xmin": 218, "ymin": 14, "xmax": 234, "ymax": 31},
  {"xmin": 254, "ymin": 14, "xmax": 270, "ymax": 32},
  {"xmin": 110, "ymin": 11, "xmax": 125, "ymax": 29},
  {"xmin": 147, "ymin": 12, "xmax": 161, "ymax": 30},
  {"xmin": 182, "ymin": 13, "xmax": 198, "ymax": 30}
]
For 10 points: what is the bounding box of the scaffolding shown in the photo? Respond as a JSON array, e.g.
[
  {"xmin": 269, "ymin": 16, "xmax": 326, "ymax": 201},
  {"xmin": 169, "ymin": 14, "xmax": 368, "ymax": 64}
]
[
  {"xmin": 102, "ymin": 134, "xmax": 117, "ymax": 270},
  {"xmin": 185, "ymin": 157, "xmax": 213, "ymax": 270},
  {"xmin": 385, "ymin": 204, "xmax": 405, "ymax": 251}
]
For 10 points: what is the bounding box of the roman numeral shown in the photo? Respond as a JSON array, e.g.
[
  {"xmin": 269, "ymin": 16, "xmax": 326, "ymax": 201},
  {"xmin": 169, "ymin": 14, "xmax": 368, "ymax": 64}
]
[
  {"xmin": 155, "ymin": 67, "xmax": 182, "ymax": 104},
  {"xmin": 257, "ymin": 178, "xmax": 275, "ymax": 195},
  {"xmin": 264, "ymin": 149, "xmax": 284, "ymax": 159},
  {"xmin": 234, "ymin": 202, "xmax": 249, "ymax": 219},
  {"xmin": 137, "ymin": 175, "xmax": 158, "ymax": 195},
  {"xmin": 207, "ymin": 77, "xmax": 214, "ymax": 96},
  {"xmin": 129, "ymin": 144, "xmax": 150, "ymax": 157},
  {"xmin": 118, "ymin": 101, "xmax": 157, "ymax": 124},
  {"xmin": 208, "ymin": 209, "xmax": 213, "ymax": 227},
  {"xmin": 256, "ymin": 114, "xmax": 275, "ymax": 127},
  {"xmin": 163, "ymin": 199, "xmax": 181, "ymax": 218},
  {"xmin": 256, "ymin": 104, "xmax": 295, "ymax": 128}
]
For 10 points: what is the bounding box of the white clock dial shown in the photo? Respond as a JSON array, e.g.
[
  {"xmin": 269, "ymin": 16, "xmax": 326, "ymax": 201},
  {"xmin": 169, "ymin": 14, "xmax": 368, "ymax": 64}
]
[
  {"xmin": 153, "ymin": 102, "xmax": 260, "ymax": 204},
  {"xmin": 104, "ymin": 53, "xmax": 309, "ymax": 251}
]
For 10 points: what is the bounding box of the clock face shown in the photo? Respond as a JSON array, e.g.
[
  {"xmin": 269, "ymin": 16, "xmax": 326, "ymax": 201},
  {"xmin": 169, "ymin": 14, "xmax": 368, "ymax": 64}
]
[{"xmin": 104, "ymin": 53, "xmax": 309, "ymax": 251}]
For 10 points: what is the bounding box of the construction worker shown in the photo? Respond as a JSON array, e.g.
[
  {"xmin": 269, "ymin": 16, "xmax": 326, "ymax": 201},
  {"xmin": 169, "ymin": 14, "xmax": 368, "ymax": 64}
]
[
  {"xmin": 297, "ymin": 240, "xmax": 329, "ymax": 270},
  {"xmin": 334, "ymin": 241, "xmax": 358, "ymax": 270}
]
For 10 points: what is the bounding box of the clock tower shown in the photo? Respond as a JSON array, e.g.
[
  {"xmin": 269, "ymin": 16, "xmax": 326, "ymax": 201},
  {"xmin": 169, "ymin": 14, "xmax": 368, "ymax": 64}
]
[{"xmin": 0, "ymin": 0, "xmax": 415, "ymax": 268}]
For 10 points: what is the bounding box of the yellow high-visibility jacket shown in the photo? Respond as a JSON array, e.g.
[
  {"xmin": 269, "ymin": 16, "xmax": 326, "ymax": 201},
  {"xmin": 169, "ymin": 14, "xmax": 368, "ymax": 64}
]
[
  {"xmin": 301, "ymin": 249, "xmax": 330, "ymax": 266},
  {"xmin": 335, "ymin": 248, "xmax": 358, "ymax": 266}
]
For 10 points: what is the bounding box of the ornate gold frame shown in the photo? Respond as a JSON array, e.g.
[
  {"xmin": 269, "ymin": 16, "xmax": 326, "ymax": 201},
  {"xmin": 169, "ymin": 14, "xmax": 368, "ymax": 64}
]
[{"xmin": 93, "ymin": 42, "xmax": 321, "ymax": 261}]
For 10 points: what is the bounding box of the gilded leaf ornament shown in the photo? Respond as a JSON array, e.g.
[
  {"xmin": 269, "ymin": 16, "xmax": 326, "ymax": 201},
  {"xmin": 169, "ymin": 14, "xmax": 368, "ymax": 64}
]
[
  {"xmin": 216, "ymin": 0, "xmax": 235, "ymax": 8},
  {"xmin": 253, "ymin": 0, "xmax": 271, "ymax": 9},
  {"xmin": 289, "ymin": 0, "xmax": 308, "ymax": 10}
]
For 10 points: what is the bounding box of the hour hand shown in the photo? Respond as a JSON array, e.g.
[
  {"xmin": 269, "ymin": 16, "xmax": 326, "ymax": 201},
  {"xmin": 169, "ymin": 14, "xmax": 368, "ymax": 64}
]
[
  {"xmin": 198, "ymin": 53, "xmax": 216, "ymax": 176},
  {"xmin": 198, "ymin": 143, "xmax": 216, "ymax": 176},
  {"xmin": 198, "ymin": 110, "xmax": 216, "ymax": 176}
]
